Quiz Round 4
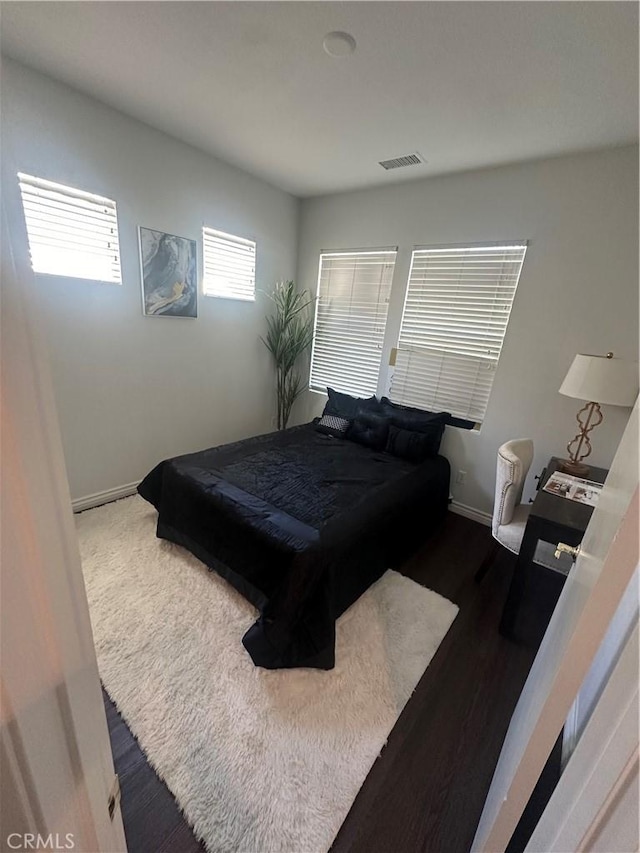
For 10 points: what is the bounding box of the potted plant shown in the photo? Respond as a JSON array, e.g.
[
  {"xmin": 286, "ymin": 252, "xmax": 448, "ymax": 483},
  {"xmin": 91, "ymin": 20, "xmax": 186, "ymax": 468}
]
[{"xmin": 262, "ymin": 280, "xmax": 315, "ymax": 430}]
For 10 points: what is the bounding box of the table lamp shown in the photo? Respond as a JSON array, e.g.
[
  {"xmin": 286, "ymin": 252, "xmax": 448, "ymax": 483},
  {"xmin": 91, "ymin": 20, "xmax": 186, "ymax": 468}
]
[{"xmin": 558, "ymin": 352, "xmax": 638, "ymax": 476}]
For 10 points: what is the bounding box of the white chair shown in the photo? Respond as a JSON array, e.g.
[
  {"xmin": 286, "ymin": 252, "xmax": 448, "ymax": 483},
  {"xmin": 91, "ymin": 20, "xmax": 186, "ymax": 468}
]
[{"xmin": 475, "ymin": 438, "xmax": 534, "ymax": 583}]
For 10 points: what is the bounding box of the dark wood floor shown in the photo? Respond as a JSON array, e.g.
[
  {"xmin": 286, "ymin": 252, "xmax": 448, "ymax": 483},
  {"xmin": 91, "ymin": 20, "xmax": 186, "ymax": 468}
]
[
  {"xmin": 104, "ymin": 693, "xmax": 205, "ymax": 853},
  {"xmin": 105, "ymin": 512, "xmax": 542, "ymax": 853}
]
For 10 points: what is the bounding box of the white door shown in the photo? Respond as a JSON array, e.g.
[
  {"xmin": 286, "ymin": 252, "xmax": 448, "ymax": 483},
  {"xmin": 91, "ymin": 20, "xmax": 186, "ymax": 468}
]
[
  {"xmin": 1, "ymin": 163, "xmax": 127, "ymax": 851},
  {"xmin": 472, "ymin": 398, "xmax": 638, "ymax": 851}
]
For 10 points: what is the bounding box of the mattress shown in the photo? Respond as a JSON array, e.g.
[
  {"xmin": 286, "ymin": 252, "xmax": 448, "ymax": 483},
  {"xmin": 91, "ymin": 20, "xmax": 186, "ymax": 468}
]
[{"xmin": 138, "ymin": 423, "xmax": 450, "ymax": 669}]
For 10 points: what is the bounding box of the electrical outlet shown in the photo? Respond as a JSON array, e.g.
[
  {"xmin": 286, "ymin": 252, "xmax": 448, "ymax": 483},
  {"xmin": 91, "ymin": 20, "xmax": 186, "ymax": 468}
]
[{"xmin": 456, "ymin": 469, "xmax": 467, "ymax": 485}]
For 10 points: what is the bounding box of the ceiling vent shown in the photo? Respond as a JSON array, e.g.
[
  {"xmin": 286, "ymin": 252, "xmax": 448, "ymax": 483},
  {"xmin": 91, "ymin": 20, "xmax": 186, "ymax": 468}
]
[{"xmin": 378, "ymin": 152, "xmax": 425, "ymax": 171}]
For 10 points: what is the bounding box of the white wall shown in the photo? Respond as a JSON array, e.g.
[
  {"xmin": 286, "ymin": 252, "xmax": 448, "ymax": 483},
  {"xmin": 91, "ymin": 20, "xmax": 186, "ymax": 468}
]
[
  {"xmin": 3, "ymin": 58, "xmax": 637, "ymax": 515},
  {"xmin": 1, "ymin": 59, "xmax": 299, "ymax": 502},
  {"xmin": 296, "ymin": 146, "xmax": 639, "ymax": 515}
]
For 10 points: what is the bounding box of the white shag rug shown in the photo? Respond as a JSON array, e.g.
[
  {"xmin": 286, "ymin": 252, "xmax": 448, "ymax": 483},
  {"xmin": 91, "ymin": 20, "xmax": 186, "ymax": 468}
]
[{"xmin": 77, "ymin": 495, "xmax": 458, "ymax": 853}]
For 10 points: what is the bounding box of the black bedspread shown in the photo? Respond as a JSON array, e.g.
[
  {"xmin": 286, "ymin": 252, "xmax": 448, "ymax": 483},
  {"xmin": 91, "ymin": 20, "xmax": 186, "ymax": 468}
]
[{"xmin": 138, "ymin": 424, "xmax": 450, "ymax": 669}]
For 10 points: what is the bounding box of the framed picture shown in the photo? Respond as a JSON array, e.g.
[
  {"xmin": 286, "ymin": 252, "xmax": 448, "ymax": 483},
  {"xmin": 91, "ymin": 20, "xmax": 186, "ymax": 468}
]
[{"xmin": 139, "ymin": 226, "xmax": 197, "ymax": 317}]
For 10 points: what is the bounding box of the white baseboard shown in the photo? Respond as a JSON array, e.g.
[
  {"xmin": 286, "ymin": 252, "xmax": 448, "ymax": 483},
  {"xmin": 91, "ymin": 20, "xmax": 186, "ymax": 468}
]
[
  {"xmin": 72, "ymin": 481, "xmax": 140, "ymax": 513},
  {"xmin": 449, "ymin": 500, "xmax": 492, "ymax": 527}
]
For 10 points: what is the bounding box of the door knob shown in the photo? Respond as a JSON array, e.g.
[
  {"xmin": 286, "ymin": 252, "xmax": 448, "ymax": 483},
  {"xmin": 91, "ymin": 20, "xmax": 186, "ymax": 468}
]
[{"xmin": 554, "ymin": 542, "xmax": 581, "ymax": 561}]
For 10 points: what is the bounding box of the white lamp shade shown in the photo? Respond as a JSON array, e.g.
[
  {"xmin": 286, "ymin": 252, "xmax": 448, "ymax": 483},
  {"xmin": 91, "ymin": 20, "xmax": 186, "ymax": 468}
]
[{"xmin": 559, "ymin": 354, "xmax": 639, "ymax": 407}]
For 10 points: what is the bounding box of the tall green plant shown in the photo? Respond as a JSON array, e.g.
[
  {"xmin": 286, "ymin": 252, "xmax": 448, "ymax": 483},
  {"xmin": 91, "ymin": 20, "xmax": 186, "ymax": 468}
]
[{"xmin": 261, "ymin": 280, "xmax": 315, "ymax": 430}]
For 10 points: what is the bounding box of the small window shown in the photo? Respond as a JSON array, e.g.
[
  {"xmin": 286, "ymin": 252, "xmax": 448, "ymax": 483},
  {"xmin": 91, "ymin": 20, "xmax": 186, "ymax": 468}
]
[
  {"xmin": 309, "ymin": 249, "xmax": 397, "ymax": 398},
  {"xmin": 18, "ymin": 173, "xmax": 122, "ymax": 283},
  {"xmin": 202, "ymin": 226, "xmax": 256, "ymax": 301},
  {"xmin": 389, "ymin": 242, "xmax": 527, "ymax": 424}
]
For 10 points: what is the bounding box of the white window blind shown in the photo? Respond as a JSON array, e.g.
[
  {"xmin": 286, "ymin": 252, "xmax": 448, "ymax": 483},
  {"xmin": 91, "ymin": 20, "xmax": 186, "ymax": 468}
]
[
  {"xmin": 18, "ymin": 172, "xmax": 121, "ymax": 283},
  {"xmin": 309, "ymin": 250, "xmax": 396, "ymax": 398},
  {"xmin": 202, "ymin": 226, "xmax": 256, "ymax": 301},
  {"xmin": 390, "ymin": 243, "xmax": 527, "ymax": 423}
]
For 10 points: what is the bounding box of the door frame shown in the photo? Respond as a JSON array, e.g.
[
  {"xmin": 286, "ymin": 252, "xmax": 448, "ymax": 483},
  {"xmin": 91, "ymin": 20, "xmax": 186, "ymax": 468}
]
[{"xmin": 527, "ymin": 622, "xmax": 639, "ymax": 852}]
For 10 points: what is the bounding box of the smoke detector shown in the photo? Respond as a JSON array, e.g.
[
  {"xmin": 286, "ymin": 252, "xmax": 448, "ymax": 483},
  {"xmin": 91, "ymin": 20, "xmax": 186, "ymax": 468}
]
[{"xmin": 323, "ymin": 32, "xmax": 357, "ymax": 57}]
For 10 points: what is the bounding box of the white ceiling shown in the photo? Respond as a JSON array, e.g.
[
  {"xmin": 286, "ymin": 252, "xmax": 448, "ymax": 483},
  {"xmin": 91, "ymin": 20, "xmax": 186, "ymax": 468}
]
[{"xmin": 1, "ymin": 2, "xmax": 638, "ymax": 197}]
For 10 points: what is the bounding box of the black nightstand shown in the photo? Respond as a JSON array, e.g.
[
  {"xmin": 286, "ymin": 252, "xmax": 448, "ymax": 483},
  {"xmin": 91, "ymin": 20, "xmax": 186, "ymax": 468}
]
[{"xmin": 499, "ymin": 456, "xmax": 608, "ymax": 647}]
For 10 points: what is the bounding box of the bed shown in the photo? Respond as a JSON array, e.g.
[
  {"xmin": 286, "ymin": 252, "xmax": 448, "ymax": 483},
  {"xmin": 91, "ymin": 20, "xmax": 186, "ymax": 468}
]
[{"xmin": 138, "ymin": 417, "xmax": 450, "ymax": 670}]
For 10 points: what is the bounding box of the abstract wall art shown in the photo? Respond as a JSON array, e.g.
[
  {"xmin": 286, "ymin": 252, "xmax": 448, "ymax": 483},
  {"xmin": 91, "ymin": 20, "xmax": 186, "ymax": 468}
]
[{"xmin": 139, "ymin": 226, "xmax": 197, "ymax": 317}]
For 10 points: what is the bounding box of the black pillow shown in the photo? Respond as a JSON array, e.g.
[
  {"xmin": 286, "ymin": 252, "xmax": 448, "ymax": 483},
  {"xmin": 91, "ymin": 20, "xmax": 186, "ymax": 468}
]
[
  {"xmin": 385, "ymin": 423, "xmax": 445, "ymax": 463},
  {"xmin": 347, "ymin": 412, "xmax": 390, "ymax": 451},
  {"xmin": 379, "ymin": 396, "xmax": 449, "ymax": 433},
  {"xmin": 315, "ymin": 414, "xmax": 351, "ymax": 438},
  {"xmin": 323, "ymin": 387, "xmax": 381, "ymax": 420}
]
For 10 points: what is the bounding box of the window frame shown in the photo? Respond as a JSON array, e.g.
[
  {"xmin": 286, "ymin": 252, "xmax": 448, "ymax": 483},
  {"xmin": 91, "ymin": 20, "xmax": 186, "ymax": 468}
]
[
  {"xmin": 308, "ymin": 247, "xmax": 398, "ymax": 399},
  {"xmin": 17, "ymin": 172, "xmax": 122, "ymax": 285},
  {"xmin": 388, "ymin": 240, "xmax": 528, "ymax": 426},
  {"xmin": 202, "ymin": 225, "xmax": 257, "ymax": 302}
]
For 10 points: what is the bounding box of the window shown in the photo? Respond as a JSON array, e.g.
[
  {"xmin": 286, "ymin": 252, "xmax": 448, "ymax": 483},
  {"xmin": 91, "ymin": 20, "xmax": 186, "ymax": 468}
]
[
  {"xmin": 202, "ymin": 226, "xmax": 256, "ymax": 301},
  {"xmin": 18, "ymin": 173, "xmax": 121, "ymax": 283},
  {"xmin": 389, "ymin": 243, "xmax": 527, "ymax": 423},
  {"xmin": 309, "ymin": 250, "xmax": 397, "ymax": 398}
]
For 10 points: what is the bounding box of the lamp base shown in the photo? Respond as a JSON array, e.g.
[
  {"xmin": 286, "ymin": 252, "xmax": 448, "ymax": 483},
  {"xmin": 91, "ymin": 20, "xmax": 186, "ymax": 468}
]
[
  {"xmin": 558, "ymin": 458, "xmax": 590, "ymax": 477},
  {"xmin": 561, "ymin": 400, "xmax": 604, "ymax": 479}
]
